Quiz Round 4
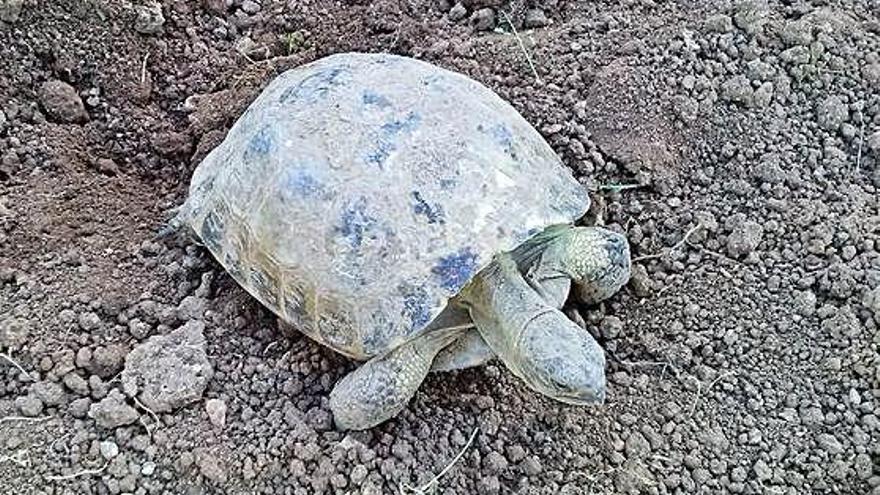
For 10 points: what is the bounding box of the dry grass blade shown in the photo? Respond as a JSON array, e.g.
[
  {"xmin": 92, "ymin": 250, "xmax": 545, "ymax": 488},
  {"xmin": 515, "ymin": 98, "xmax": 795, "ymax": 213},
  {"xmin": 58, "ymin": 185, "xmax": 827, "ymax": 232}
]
[
  {"xmin": 599, "ymin": 183, "xmax": 645, "ymax": 193},
  {"xmin": 499, "ymin": 10, "xmax": 541, "ymax": 83},
  {"xmin": 854, "ymin": 118, "xmax": 865, "ymax": 173},
  {"xmin": 633, "ymin": 223, "xmax": 703, "ymax": 262},
  {"xmin": 0, "ymin": 449, "xmax": 31, "ymax": 467},
  {"xmin": 689, "ymin": 371, "xmax": 736, "ymax": 417},
  {"xmin": 400, "ymin": 427, "xmax": 479, "ymax": 494},
  {"xmin": 0, "ymin": 352, "xmax": 34, "ymax": 381},
  {"xmin": 0, "ymin": 415, "xmax": 52, "ymax": 424},
  {"xmin": 46, "ymin": 462, "xmax": 110, "ymax": 481},
  {"xmin": 133, "ymin": 396, "xmax": 161, "ymax": 428}
]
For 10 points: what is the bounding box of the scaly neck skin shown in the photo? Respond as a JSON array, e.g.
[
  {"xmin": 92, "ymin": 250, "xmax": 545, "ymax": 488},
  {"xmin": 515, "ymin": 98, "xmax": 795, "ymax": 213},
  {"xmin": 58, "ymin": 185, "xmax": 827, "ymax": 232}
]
[
  {"xmin": 459, "ymin": 253, "xmax": 549, "ymax": 379},
  {"xmin": 511, "ymin": 228, "xmax": 574, "ymax": 308}
]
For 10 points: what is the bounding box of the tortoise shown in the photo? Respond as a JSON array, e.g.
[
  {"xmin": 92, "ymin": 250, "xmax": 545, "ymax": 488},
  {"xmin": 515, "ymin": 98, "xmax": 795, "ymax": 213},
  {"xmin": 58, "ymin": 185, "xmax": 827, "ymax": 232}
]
[{"xmin": 170, "ymin": 52, "xmax": 632, "ymax": 430}]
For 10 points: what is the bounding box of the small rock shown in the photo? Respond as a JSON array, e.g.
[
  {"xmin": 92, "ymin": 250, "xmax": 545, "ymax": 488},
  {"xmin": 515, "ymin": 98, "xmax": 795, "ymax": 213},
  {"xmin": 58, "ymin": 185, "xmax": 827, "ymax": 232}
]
[
  {"xmin": 753, "ymin": 459, "xmax": 772, "ymax": 481},
  {"xmin": 727, "ymin": 220, "xmax": 763, "ymax": 258},
  {"xmin": 88, "ymin": 389, "xmax": 139, "ymax": 429},
  {"xmin": 203, "ymin": 0, "xmax": 226, "ymax": 15},
  {"xmin": 721, "ymin": 75, "xmax": 754, "ymax": 107},
  {"xmin": 483, "ymin": 451, "xmax": 508, "ymax": 473},
  {"xmin": 128, "ymin": 318, "xmax": 151, "ymax": 339},
  {"xmin": 704, "ymin": 14, "xmax": 733, "ymax": 33},
  {"xmin": 863, "ymin": 286, "xmax": 880, "ymax": 323},
  {"xmin": 240, "ymin": 0, "xmax": 260, "ymax": 14},
  {"xmin": 780, "ymin": 19, "xmax": 813, "ymax": 46},
  {"xmin": 14, "ymin": 394, "xmax": 43, "ymax": 417},
  {"xmin": 600, "ymin": 316, "xmax": 624, "ymax": 339},
  {"xmin": 854, "ymin": 453, "xmax": 873, "ymax": 480},
  {"xmin": 31, "ymin": 381, "xmax": 66, "ymax": 407},
  {"xmin": 0, "ymin": 0, "xmax": 23, "ymax": 23},
  {"xmin": 88, "ymin": 344, "xmax": 128, "ymax": 378},
  {"xmin": 93, "ymin": 158, "xmax": 119, "ymax": 175},
  {"xmin": 205, "ymin": 398, "xmax": 227, "ymax": 428},
  {"xmin": 99, "ymin": 440, "xmax": 119, "ymax": 460},
  {"xmin": 522, "ymin": 456, "xmax": 542, "ymax": 476},
  {"xmin": 69, "ymin": 397, "xmax": 91, "ymax": 418},
  {"xmin": 121, "ymin": 320, "xmax": 213, "ymax": 413},
  {"xmin": 817, "ymin": 433, "xmax": 843, "ymax": 454},
  {"xmin": 477, "ymin": 475, "xmax": 501, "ymax": 494},
  {"xmin": 38, "ymin": 80, "xmax": 88, "ymax": 124},
  {"xmin": 733, "ymin": 0, "xmax": 769, "ymax": 35},
  {"xmin": 151, "ymin": 130, "xmax": 193, "ymax": 156},
  {"xmin": 625, "ymin": 432, "xmax": 651, "ymax": 458},
  {"xmin": 865, "ymin": 131, "xmax": 880, "ymax": 157},
  {"xmin": 753, "ymin": 82, "xmax": 774, "ymax": 107},
  {"xmin": 195, "ymin": 447, "xmax": 227, "ymax": 483},
  {"xmin": 142, "ymin": 461, "xmax": 157, "ymax": 476},
  {"xmin": 0, "ymin": 317, "xmax": 29, "ymax": 350},
  {"xmin": 176, "ymin": 295, "xmax": 207, "ymax": 320},
  {"xmin": 628, "ymin": 264, "xmax": 652, "ymax": 297},
  {"xmin": 817, "ymin": 96, "xmax": 848, "ymax": 131},
  {"xmin": 75, "ymin": 347, "xmax": 92, "ymax": 369},
  {"xmin": 134, "ymin": 2, "xmax": 165, "ymax": 35},
  {"xmin": 448, "ymin": 2, "xmax": 467, "ymax": 21},
  {"xmin": 78, "ymin": 311, "xmax": 101, "ymax": 331},
  {"xmin": 470, "ymin": 7, "xmax": 494, "ymax": 31},
  {"xmin": 523, "ymin": 9, "xmax": 549, "ymax": 28}
]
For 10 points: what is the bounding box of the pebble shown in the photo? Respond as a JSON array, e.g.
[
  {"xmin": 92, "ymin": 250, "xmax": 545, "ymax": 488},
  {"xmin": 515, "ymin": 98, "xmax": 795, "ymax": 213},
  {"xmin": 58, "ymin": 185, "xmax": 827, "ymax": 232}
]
[
  {"xmin": 142, "ymin": 461, "xmax": 157, "ymax": 476},
  {"xmin": 448, "ymin": 2, "xmax": 466, "ymax": 21},
  {"xmin": 134, "ymin": 2, "xmax": 165, "ymax": 34},
  {"xmin": 77, "ymin": 311, "xmax": 101, "ymax": 331},
  {"xmin": 704, "ymin": 14, "xmax": 733, "ymax": 33},
  {"xmin": 727, "ymin": 220, "xmax": 764, "ymax": 258},
  {"xmin": 522, "ymin": 456, "xmax": 543, "ymax": 476},
  {"xmin": 721, "ymin": 75, "xmax": 754, "ymax": 106},
  {"xmin": 68, "ymin": 397, "xmax": 91, "ymax": 418},
  {"xmin": 240, "ymin": 0, "xmax": 261, "ymax": 14},
  {"xmin": 0, "ymin": 0, "xmax": 23, "ymax": 22},
  {"xmin": 470, "ymin": 8, "xmax": 494, "ymax": 31},
  {"xmin": 14, "ymin": 394, "xmax": 43, "ymax": 417},
  {"xmin": 88, "ymin": 390, "xmax": 139, "ymax": 428},
  {"xmin": 817, "ymin": 96, "xmax": 848, "ymax": 131},
  {"xmin": 39, "ymin": 80, "xmax": 88, "ymax": 124},
  {"xmin": 30, "ymin": 380, "xmax": 66, "ymax": 407},
  {"xmin": 524, "ymin": 9, "xmax": 549, "ymax": 28},
  {"xmin": 195, "ymin": 447, "xmax": 228, "ymax": 483},
  {"xmin": 205, "ymin": 398, "xmax": 227, "ymax": 428},
  {"xmin": 99, "ymin": 440, "xmax": 119, "ymax": 459},
  {"xmin": 121, "ymin": 320, "xmax": 212, "ymax": 413}
]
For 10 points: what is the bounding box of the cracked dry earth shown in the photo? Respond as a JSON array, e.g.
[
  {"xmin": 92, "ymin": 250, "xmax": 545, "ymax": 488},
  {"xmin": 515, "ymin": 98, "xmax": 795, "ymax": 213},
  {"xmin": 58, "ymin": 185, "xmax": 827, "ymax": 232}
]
[{"xmin": 1, "ymin": 0, "xmax": 879, "ymax": 494}]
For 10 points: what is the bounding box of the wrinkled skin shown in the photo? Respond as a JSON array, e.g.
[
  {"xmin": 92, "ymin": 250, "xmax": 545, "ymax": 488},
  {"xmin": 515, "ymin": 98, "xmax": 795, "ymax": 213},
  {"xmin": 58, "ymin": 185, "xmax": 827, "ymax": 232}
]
[{"xmin": 329, "ymin": 226, "xmax": 631, "ymax": 431}]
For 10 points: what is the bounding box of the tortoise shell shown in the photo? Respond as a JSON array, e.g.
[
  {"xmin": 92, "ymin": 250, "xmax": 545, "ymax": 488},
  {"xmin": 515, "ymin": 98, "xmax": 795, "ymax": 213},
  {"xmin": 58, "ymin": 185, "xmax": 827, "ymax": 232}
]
[{"xmin": 179, "ymin": 52, "xmax": 589, "ymax": 360}]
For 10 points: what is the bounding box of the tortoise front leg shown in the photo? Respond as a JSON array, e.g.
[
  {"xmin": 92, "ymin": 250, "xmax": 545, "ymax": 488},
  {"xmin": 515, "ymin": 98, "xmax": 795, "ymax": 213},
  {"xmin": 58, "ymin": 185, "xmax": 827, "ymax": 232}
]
[{"xmin": 329, "ymin": 328, "xmax": 463, "ymax": 431}]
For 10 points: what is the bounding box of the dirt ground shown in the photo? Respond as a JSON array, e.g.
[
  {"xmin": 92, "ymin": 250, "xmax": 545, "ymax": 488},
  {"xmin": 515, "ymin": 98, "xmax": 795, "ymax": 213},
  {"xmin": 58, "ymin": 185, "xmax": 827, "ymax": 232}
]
[{"xmin": 1, "ymin": 0, "xmax": 879, "ymax": 494}]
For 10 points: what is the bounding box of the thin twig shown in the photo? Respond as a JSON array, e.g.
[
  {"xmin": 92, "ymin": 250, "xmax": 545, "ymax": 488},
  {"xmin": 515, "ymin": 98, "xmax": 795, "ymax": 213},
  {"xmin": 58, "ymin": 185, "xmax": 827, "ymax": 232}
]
[
  {"xmin": 0, "ymin": 352, "xmax": 34, "ymax": 381},
  {"xmin": 633, "ymin": 223, "xmax": 703, "ymax": 262},
  {"xmin": 500, "ymin": 10, "xmax": 541, "ymax": 83},
  {"xmin": 132, "ymin": 396, "xmax": 160, "ymax": 428},
  {"xmin": 689, "ymin": 371, "xmax": 736, "ymax": 417},
  {"xmin": 0, "ymin": 449, "xmax": 30, "ymax": 467},
  {"xmin": 400, "ymin": 427, "xmax": 479, "ymax": 494},
  {"xmin": 140, "ymin": 51, "xmax": 150, "ymax": 85},
  {"xmin": 0, "ymin": 415, "xmax": 52, "ymax": 424},
  {"xmin": 598, "ymin": 183, "xmax": 645, "ymax": 193},
  {"xmin": 263, "ymin": 340, "xmax": 280, "ymax": 356},
  {"xmin": 685, "ymin": 242, "xmax": 741, "ymax": 266},
  {"xmin": 854, "ymin": 118, "xmax": 865, "ymax": 173},
  {"xmin": 46, "ymin": 462, "xmax": 110, "ymax": 481}
]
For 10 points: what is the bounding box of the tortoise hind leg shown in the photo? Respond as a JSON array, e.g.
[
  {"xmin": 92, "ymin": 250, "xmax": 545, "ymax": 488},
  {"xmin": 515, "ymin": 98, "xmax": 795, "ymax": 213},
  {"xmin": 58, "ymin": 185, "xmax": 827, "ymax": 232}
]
[{"xmin": 329, "ymin": 329, "xmax": 463, "ymax": 430}]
